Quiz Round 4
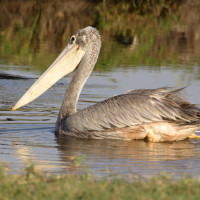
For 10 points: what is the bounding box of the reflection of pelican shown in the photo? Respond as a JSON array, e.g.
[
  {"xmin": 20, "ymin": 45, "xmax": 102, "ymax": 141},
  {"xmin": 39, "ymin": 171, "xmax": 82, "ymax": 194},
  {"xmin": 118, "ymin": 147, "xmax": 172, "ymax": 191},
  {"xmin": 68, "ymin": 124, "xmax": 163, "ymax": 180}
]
[
  {"xmin": 57, "ymin": 137, "xmax": 198, "ymax": 162},
  {"xmin": 57, "ymin": 137, "xmax": 200, "ymax": 177},
  {"xmin": 12, "ymin": 142, "xmax": 67, "ymax": 172},
  {"xmin": 12, "ymin": 27, "xmax": 200, "ymax": 142}
]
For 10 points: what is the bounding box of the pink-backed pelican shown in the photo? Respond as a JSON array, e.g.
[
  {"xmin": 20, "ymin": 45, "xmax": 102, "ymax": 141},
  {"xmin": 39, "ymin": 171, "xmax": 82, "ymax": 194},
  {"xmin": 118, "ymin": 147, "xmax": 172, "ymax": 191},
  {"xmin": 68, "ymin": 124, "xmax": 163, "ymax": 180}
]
[{"xmin": 12, "ymin": 26, "xmax": 200, "ymax": 142}]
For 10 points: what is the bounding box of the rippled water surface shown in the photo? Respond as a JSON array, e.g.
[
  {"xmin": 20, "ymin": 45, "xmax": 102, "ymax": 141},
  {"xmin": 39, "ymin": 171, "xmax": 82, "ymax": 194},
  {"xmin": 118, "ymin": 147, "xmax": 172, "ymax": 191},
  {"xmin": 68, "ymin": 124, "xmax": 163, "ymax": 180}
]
[{"xmin": 1, "ymin": 63, "xmax": 200, "ymax": 179}]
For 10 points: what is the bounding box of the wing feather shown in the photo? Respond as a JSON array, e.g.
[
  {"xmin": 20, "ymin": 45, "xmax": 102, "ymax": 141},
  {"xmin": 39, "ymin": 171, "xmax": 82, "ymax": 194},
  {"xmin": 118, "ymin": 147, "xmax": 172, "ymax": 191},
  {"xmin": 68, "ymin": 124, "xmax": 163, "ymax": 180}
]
[{"xmin": 65, "ymin": 87, "xmax": 200, "ymax": 133}]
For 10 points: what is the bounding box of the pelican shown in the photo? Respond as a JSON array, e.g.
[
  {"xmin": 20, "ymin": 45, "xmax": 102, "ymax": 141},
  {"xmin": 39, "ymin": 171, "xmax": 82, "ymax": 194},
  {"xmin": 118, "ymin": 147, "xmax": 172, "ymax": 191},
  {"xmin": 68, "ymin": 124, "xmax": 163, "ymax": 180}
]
[{"xmin": 12, "ymin": 26, "xmax": 200, "ymax": 142}]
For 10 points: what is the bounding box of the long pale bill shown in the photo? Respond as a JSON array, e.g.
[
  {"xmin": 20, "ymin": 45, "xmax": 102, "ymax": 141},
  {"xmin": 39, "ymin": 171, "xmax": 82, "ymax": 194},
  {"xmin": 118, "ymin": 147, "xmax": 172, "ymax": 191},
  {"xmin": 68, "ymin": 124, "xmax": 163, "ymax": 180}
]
[{"xmin": 12, "ymin": 44, "xmax": 85, "ymax": 111}]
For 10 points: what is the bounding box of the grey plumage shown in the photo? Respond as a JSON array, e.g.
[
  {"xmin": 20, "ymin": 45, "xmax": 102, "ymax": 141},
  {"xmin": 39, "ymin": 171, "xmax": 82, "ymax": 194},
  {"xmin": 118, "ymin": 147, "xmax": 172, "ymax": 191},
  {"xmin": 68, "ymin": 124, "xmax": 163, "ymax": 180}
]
[
  {"xmin": 55, "ymin": 27, "xmax": 200, "ymax": 141},
  {"xmin": 60, "ymin": 87, "xmax": 199, "ymax": 133}
]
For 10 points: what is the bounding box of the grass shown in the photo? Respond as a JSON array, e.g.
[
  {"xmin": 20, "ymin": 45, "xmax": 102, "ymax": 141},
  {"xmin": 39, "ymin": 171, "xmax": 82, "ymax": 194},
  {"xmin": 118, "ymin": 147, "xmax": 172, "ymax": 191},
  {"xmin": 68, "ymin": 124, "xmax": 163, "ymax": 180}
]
[{"xmin": 1, "ymin": 164, "xmax": 200, "ymax": 200}]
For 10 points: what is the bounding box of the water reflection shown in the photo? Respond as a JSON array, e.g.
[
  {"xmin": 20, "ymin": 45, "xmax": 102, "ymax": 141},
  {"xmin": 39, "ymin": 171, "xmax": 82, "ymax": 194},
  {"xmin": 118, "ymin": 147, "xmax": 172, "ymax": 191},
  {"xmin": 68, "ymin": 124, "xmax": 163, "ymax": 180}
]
[
  {"xmin": 12, "ymin": 143, "xmax": 67, "ymax": 172},
  {"xmin": 6, "ymin": 130, "xmax": 200, "ymax": 178},
  {"xmin": 57, "ymin": 136, "xmax": 200, "ymax": 178},
  {"xmin": 0, "ymin": 65, "xmax": 200, "ymax": 178},
  {"xmin": 57, "ymin": 137, "xmax": 198, "ymax": 162}
]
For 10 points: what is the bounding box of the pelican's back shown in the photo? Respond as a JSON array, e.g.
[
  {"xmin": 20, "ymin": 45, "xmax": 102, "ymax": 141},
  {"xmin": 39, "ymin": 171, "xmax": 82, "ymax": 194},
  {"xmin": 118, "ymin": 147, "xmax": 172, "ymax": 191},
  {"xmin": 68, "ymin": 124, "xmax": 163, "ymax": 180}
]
[{"xmin": 58, "ymin": 87, "xmax": 200, "ymax": 141}]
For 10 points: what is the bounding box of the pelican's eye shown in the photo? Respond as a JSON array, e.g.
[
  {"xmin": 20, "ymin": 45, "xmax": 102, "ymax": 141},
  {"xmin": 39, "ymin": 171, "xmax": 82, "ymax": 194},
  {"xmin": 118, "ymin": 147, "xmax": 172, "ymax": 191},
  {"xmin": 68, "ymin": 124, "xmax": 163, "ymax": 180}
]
[{"xmin": 70, "ymin": 36, "xmax": 76, "ymax": 43}]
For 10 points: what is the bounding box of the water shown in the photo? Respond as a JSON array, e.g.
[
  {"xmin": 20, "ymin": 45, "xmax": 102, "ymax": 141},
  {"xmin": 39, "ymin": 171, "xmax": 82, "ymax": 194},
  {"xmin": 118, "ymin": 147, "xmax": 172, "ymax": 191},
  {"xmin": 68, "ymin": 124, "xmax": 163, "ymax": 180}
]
[
  {"xmin": 1, "ymin": 64, "xmax": 200, "ymax": 179},
  {"xmin": 1, "ymin": 10, "xmax": 200, "ymax": 179}
]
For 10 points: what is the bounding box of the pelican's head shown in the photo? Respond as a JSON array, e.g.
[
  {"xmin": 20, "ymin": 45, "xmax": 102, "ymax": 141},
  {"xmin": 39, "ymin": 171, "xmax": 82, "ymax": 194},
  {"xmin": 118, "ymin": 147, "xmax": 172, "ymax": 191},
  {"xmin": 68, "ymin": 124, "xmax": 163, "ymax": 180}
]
[
  {"xmin": 73, "ymin": 26, "xmax": 101, "ymax": 52},
  {"xmin": 12, "ymin": 26, "xmax": 101, "ymax": 111}
]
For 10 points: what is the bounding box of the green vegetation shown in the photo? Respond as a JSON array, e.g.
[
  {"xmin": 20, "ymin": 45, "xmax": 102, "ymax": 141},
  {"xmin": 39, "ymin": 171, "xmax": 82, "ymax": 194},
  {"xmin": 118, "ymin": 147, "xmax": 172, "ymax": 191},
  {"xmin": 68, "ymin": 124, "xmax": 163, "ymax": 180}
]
[
  {"xmin": 0, "ymin": 0, "xmax": 200, "ymax": 78},
  {"xmin": 1, "ymin": 0, "xmax": 195, "ymax": 71},
  {"xmin": 96, "ymin": 0, "xmax": 181, "ymax": 30},
  {"xmin": 0, "ymin": 164, "xmax": 200, "ymax": 200}
]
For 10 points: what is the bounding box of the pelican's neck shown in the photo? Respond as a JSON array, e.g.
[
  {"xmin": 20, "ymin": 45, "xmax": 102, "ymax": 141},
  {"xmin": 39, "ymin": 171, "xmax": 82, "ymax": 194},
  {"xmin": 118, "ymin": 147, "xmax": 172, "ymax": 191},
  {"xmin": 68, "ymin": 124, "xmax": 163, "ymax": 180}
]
[
  {"xmin": 57, "ymin": 50, "xmax": 99, "ymax": 126},
  {"xmin": 60, "ymin": 56, "xmax": 92, "ymax": 118},
  {"xmin": 55, "ymin": 30, "xmax": 101, "ymax": 131}
]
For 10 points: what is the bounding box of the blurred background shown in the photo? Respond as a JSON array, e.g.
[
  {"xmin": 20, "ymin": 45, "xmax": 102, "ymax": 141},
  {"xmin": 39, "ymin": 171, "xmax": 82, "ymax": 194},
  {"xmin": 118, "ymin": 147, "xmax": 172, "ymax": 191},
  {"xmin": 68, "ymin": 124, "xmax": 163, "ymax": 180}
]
[{"xmin": 1, "ymin": 0, "xmax": 200, "ymax": 72}]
